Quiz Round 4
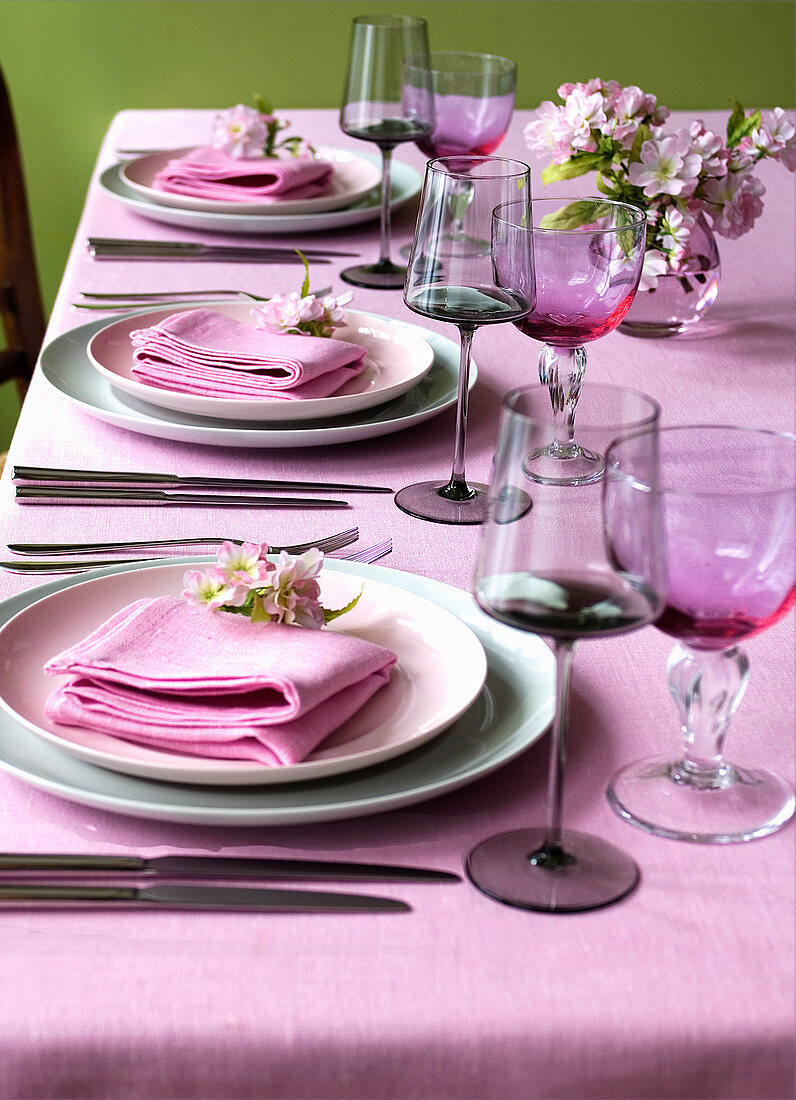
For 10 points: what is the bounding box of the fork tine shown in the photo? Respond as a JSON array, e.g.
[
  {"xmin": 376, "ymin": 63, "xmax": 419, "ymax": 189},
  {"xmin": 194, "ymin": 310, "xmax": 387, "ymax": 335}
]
[{"xmin": 342, "ymin": 539, "xmax": 392, "ymax": 564}]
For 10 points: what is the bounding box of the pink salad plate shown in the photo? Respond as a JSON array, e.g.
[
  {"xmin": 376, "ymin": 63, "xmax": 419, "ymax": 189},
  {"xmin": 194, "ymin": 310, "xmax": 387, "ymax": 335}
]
[
  {"xmin": 122, "ymin": 146, "xmax": 383, "ymax": 215},
  {"xmin": 87, "ymin": 306, "xmax": 435, "ymax": 423},
  {"xmin": 0, "ymin": 562, "xmax": 487, "ymax": 787}
]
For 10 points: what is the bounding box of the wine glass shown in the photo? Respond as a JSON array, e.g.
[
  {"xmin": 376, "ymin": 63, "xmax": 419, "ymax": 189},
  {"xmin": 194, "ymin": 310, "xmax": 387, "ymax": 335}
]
[
  {"xmin": 339, "ymin": 14, "xmax": 434, "ymax": 289},
  {"xmin": 494, "ymin": 197, "xmax": 647, "ymax": 486},
  {"xmin": 468, "ymin": 382, "xmax": 664, "ymax": 912},
  {"xmin": 396, "ymin": 155, "xmax": 534, "ymax": 525},
  {"xmin": 607, "ymin": 425, "xmax": 796, "ymax": 843},
  {"xmin": 401, "ymin": 51, "xmax": 516, "ymax": 254}
]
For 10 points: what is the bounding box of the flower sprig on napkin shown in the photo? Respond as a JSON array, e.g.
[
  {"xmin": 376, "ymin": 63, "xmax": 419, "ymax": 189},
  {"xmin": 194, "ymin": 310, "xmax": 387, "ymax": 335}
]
[
  {"xmin": 525, "ymin": 80, "xmax": 795, "ymax": 288},
  {"xmin": 183, "ymin": 542, "xmax": 361, "ymax": 630},
  {"xmin": 212, "ymin": 96, "xmax": 315, "ymax": 160},
  {"xmin": 251, "ymin": 252, "xmax": 348, "ymax": 339}
]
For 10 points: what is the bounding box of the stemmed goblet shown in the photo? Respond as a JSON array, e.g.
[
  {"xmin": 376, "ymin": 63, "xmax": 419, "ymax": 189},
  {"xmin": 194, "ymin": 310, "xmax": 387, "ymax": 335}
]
[
  {"xmin": 396, "ymin": 155, "xmax": 533, "ymax": 525},
  {"xmin": 339, "ymin": 14, "xmax": 434, "ymax": 289},
  {"xmin": 607, "ymin": 425, "xmax": 796, "ymax": 842},
  {"xmin": 494, "ymin": 198, "xmax": 646, "ymax": 485},
  {"xmin": 468, "ymin": 383, "xmax": 664, "ymax": 912},
  {"xmin": 401, "ymin": 51, "xmax": 516, "ymax": 254}
]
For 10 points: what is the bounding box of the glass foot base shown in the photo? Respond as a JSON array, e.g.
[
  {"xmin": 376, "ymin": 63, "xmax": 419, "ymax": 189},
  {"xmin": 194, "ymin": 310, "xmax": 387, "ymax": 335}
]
[
  {"xmin": 607, "ymin": 754, "xmax": 796, "ymax": 842},
  {"xmin": 466, "ymin": 827, "xmax": 640, "ymax": 912},
  {"xmin": 394, "ymin": 481, "xmax": 531, "ymax": 525},
  {"xmin": 340, "ymin": 261, "xmax": 406, "ymax": 290},
  {"xmin": 523, "ymin": 443, "xmax": 605, "ymax": 486}
]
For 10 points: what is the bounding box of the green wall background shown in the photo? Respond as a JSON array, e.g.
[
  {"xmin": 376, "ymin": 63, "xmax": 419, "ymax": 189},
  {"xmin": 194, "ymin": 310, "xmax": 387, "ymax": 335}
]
[{"xmin": 0, "ymin": 0, "xmax": 794, "ymax": 445}]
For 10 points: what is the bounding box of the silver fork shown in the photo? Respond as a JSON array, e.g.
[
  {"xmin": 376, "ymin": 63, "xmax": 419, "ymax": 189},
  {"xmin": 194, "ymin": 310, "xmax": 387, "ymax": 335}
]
[
  {"xmin": 2, "ymin": 528, "xmax": 361, "ymax": 574},
  {"xmin": 71, "ymin": 286, "xmax": 346, "ymax": 311},
  {"xmin": 343, "ymin": 538, "xmax": 392, "ymax": 565}
]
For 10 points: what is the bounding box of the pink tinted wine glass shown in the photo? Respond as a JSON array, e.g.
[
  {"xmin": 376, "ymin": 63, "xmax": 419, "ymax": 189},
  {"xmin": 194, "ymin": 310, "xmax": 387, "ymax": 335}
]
[
  {"xmin": 494, "ymin": 197, "xmax": 646, "ymax": 485},
  {"xmin": 606, "ymin": 425, "xmax": 796, "ymax": 842}
]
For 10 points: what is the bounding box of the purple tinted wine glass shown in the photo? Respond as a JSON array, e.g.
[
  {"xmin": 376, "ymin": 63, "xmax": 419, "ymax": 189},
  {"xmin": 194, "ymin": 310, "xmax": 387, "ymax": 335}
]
[
  {"xmin": 606, "ymin": 425, "xmax": 796, "ymax": 842},
  {"xmin": 493, "ymin": 197, "xmax": 646, "ymax": 485},
  {"xmin": 468, "ymin": 383, "xmax": 664, "ymax": 912}
]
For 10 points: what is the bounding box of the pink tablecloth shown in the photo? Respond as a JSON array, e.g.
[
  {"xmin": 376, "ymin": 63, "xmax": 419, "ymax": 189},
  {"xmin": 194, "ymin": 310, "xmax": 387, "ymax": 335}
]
[{"xmin": 0, "ymin": 109, "xmax": 792, "ymax": 1100}]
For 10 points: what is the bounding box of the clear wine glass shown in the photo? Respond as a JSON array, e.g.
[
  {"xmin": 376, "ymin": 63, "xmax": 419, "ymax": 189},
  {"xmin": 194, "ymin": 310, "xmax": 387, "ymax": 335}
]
[
  {"xmin": 339, "ymin": 14, "xmax": 434, "ymax": 289},
  {"xmin": 401, "ymin": 51, "xmax": 516, "ymax": 254},
  {"xmin": 607, "ymin": 425, "xmax": 796, "ymax": 843},
  {"xmin": 396, "ymin": 155, "xmax": 533, "ymax": 525},
  {"xmin": 468, "ymin": 382, "xmax": 664, "ymax": 912},
  {"xmin": 494, "ymin": 197, "xmax": 647, "ymax": 486}
]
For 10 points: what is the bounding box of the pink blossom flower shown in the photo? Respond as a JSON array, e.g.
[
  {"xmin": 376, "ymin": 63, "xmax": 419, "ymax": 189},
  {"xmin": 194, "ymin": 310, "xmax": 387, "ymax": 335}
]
[
  {"xmin": 211, "ymin": 105, "xmax": 268, "ymax": 158},
  {"xmin": 608, "ymin": 85, "xmax": 651, "ymax": 144},
  {"xmin": 217, "ymin": 541, "xmax": 274, "ymax": 587},
  {"xmin": 259, "ymin": 549, "xmax": 325, "ymax": 628},
  {"xmin": 658, "ymin": 208, "xmax": 693, "ymax": 270},
  {"xmin": 628, "ymin": 135, "xmax": 702, "ymax": 198},
  {"xmin": 748, "ymin": 108, "xmax": 796, "ymax": 170},
  {"xmin": 252, "ymin": 291, "xmax": 348, "ymax": 338},
  {"xmin": 685, "ymin": 122, "xmax": 728, "ymax": 177},
  {"xmin": 524, "ymin": 101, "xmax": 567, "ymax": 156},
  {"xmin": 182, "ymin": 566, "xmax": 246, "ymax": 610},
  {"xmin": 560, "ymin": 89, "xmax": 606, "ymax": 151},
  {"xmin": 701, "ymin": 172, "xmax": 766, "ymax": 239}
]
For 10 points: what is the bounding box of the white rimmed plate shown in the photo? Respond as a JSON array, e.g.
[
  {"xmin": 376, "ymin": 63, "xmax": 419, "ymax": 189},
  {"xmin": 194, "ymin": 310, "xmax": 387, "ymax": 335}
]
[
  {"xmin": 99, "ymin": 153, "xmax": 421, "ymax": 236},
  {"xmin": 41, "ymin": 312, "xmax": 473, "ymax": 448},
  {"xmin": 86, "ymin": 306, "xmax": 435, "ymax": 423},
  {"xmin": 0, "ymin": 559, "xmax": 554, "ymax": 825},
  {"xmin": 0, "ymin": 562, "xmax": 487, "ymax": 786},
  {"xmin": 122, "ymin": 146, "xmax": 383, "ymax": 215}
]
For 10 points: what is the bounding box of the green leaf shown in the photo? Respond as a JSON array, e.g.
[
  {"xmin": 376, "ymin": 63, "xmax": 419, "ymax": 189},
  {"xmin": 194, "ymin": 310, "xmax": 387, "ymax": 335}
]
[
  {"xmin": 250, "ymin": 594, "xmax": 271, "ymax": 623},
  {"xmin": 538, "ymin": 200, "xmax": 611, "ymax": 231},
  {"xmin": 727, "ymin": 108, "xmax": 761, "ymax": 147},
  {"xmin": 726, "ymin": 99, "xmax": 746, "ymax": 142},
  {"xmin": 322, "ymin": 586, "xmax": 364, "ymax": 624},
  {"xmin": 629, "ymin": 123, "xmax": 650, "ymax": 163},
  {"xmin": 295, "ymin": 250, "xmax": 310, "ymax": 297},
  {"xmin": 541, "ymin": 152, "xmax": 607, "ymax": 185},
  {"xmin": 253, "ymin": 93, "xmax": 273, "ymax": 116}
]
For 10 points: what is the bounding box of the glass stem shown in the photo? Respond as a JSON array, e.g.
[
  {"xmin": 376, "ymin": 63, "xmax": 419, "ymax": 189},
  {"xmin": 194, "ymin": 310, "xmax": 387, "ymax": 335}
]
[
  {"xmin": 377, "ymin": 147, "xmax": 394, "ymax": 268},
  {"xmin": 538, "ymin": 344, "xmax": 587, "ymax": 458},
  {"xmin": 440, "ymin": 325, "xmax": 477, "ymax": 501},
  {"xmin": 530, "ymin": 638, "xmax": 577, "ymax": 869},
  {"xmin": 666, "ymin": 643, "xmax": 750, "ymax": 787}
]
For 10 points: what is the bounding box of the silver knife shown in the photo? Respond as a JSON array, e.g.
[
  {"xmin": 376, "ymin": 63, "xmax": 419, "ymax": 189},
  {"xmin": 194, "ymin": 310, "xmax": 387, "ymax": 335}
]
[
  {"xmin": 13, "ymin": 466, "xmax": 392, "ymax": 494},
  {"xmin": 0, "ymin": 882, "xmax": 409, "ymax": 912},
  {"xmin": 15, "ymin": 487, "xmax": 349, "ymax": 508},
  {"xmin": 0, "ymin": 853, "xmax": 460, "ymax": 883},
  {"xmin": 87, "ymin": 238, "xmax": 359, "ymax": 259}
]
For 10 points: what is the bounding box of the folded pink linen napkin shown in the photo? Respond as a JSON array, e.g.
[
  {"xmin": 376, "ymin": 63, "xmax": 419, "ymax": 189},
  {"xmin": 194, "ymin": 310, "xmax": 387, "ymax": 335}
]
[
  {"xmin": 44, "ymin": 596, "xmax": 397, "ymax": 765},
  {"xmin": 153, "ymin": 146, "xmax": 333, "ymax": 202},
  {"xmin": 129, "ymin": 309, "xmax": 368, "ymax": 400}
]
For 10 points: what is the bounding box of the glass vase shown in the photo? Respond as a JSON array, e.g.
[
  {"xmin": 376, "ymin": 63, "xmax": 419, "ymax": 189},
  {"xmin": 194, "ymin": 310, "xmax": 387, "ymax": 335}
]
[{"xmin": 618, "ymin": 215, "xmax": 720, "ymax": 338}]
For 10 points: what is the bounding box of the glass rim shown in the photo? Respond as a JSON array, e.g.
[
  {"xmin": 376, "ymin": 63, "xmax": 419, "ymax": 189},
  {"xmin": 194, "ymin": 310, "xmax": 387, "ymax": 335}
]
[
  {"xmin": 352, "ymin": 13, "xmax": 428, "ymax": 27},
  {"xmin": 504, "ymin": 382, "xmax": 661, "ymax": 432},
  {"xmin": 427, "ymin": 155, "xmax": 530, "ymax": 181},
  {"xmin": 494, "ymin": 196, "xmax": 647, "ymax": 233},
  {"xmin": 607, "ymin": 423, "xmax": 796, "ymax": 498},
  {"xmin": 405, "ymin": 50, "xmax": 517, "ymax": 74}
]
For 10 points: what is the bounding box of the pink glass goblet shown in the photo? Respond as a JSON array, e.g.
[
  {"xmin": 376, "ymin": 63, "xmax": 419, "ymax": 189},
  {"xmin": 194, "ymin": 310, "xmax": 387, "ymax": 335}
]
[
  {"xmin": 494, "ymin": 197, "xmax": 646, "ymax": 486},
  {"xmin": 606, "ymin": 425, "xmax": 796, "ymax": 842}
]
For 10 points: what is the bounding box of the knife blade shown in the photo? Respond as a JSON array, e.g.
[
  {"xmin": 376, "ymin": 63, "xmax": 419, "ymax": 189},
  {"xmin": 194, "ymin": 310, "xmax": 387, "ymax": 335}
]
[
  {"xmin": 0, "ymin": 853, "xmax": 460, "ymax": 883},
  {"xmin": 87, "ymin": 237, "xmax": 359, "ymax": 259},
  {"xmin": 0, "ymin": 882, "xmax": 410, "ymax": 912},
  {"xmin": 15, "ymin": 487, "xmax": 349, "ymax": 508},
  {"xmin": 13, "ymin": 466, "xmax": 392, "ymax": 494}
]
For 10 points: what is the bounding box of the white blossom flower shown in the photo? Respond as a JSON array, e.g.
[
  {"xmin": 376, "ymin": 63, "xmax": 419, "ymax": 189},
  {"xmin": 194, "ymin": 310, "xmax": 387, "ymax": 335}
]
[
  {"xmin": 628, "ymin": 135, "xmax": 702, "ymax": 198},
  {"xmin": 258, "ymin": 549, "xmax": 325, "ymax": 628},
  {"xmin": 658, "ymin": 207, "xmax": 693, "ymax": 269},
  {"xmin": 560, "ymin": 89, "xmax": 606, "ymax": 151},
  {"xmin": 211, "ymin": 104, "xmax": 269, "ymax": 158},
  {"xmin": 747, "ymin": 108, "xmax": 796, "ymax": 170},
  {"xmin": 637, "ymin": 249, "xmax": 670, "ymax": 291},
  {"xmin": 216, "ymin": 541, "xmax": 274, "ymax": 587},
  {"xmin": 182, "ymin": 566, "xmax": 246, "ymax": 610}
]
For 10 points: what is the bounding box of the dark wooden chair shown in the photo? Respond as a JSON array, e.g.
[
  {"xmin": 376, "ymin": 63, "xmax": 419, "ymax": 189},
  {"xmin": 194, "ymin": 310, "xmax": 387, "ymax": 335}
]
[{"xmin": 0, "ymin": 64, "xmax": 45, "ymax": 404}]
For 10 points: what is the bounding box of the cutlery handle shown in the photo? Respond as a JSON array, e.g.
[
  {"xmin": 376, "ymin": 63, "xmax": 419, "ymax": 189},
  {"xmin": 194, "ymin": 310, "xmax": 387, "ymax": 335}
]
[
  {"xmin": 15, "ymin": 487, "xmax": 350, "ymax": 508},
  {"xmin": 0, "ymin": 854, "xmax": 145, "ymax": 871},
  {"xmin": 0, "ymin": 883, "xmax": 142, "ymax": 906}
]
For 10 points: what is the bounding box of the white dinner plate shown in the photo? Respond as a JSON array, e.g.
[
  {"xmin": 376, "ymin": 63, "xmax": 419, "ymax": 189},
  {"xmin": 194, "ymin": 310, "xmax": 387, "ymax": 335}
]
[
  {"xmin": 87, "ymin": 306, "xmax": 435, "ymax": 423},
  {"xmin": 41, "ymin": 313, "xmax": 474, "ymax": 449},
  {"xmin": 99, "ymin": 153, "xmax": 421, "ymax": 236},
  {"xmin": 0, "ymin": 560, "xmax": 555, "ymax": 826},
  {"xmin": 0, "ymin": 562, "xmax": 487, "ymax": 786},
  {"xmin": 122, "ymin": 146, "xmax": 383, "ymax": 215}
]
